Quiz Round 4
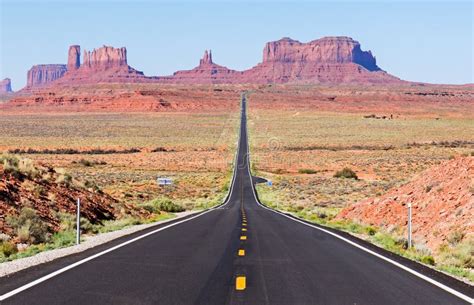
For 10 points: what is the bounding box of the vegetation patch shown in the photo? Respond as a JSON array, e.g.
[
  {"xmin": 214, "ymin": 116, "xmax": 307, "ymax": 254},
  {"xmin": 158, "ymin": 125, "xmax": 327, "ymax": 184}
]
[{"xmin": 334, "ymin": 168, "xmax": 359, "ymax": 180}]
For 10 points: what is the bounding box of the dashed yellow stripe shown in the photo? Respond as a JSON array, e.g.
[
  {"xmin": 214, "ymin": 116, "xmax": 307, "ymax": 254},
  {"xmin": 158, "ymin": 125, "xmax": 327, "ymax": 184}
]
[
  {"xmin": 238, "ymin": 249, "xmax": 245, "ymax": 256},
  {"xmin": 240, "ymin": 236, "xmax": 247, "ymax": 240},
  {"xmin": 236, "ymin": 276, "xmax": 246, "ymax": 290}
]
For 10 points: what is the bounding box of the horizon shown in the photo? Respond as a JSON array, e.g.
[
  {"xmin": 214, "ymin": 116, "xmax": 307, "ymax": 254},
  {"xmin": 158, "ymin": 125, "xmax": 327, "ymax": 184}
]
[{"xmin": 1, "ymin": 1, "xmax": 473, "ymax": 90}]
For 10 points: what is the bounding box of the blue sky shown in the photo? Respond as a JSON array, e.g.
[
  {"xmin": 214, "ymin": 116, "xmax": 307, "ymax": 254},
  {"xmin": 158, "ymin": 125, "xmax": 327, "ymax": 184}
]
[{"xmin": 1, "ymin": 1, "xmax": 472, "ymax": 89}]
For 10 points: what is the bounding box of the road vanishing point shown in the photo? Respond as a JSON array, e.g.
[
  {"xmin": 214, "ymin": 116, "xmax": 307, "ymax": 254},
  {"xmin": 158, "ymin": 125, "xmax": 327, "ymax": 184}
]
[{"xmin": 0, "ymin": 96, "xmax": 473, "ymax": 305}]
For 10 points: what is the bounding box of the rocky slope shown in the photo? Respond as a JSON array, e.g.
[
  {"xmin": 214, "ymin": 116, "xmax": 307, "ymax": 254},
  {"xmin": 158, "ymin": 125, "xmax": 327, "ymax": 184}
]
[
  {"xmin": 338, "ymin": 156, "xmax": 474, "ymax": 253},
  {"xmin": 0, "ymin": 156, "xmax": 117, "ymax": 238},
  {"xmin": 1, "ymin": 84, "xmax": 242, "ymax": 112},
  {"xmin": 0, "ymin": 78, "xmax": 12, "ymax": 93}
]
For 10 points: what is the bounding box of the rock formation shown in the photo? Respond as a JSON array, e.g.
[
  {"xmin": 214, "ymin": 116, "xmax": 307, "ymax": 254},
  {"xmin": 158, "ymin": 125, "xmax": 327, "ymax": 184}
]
[
  {"xmin": 26, "ymin": 64, "xmax": 67, "ymax": 88},
  {"xmin": 20, "ymin": 36, "xmax": 402, "ymax": 89},
  {"xmin": 0, "ymin": 78, "xmax": 12, "ymax": 93},
  {"xmin": 241, "ymin": 36, "xmax": 400, "ymax": 84},
  {"xmin": 67, "ymin": 45, "xmax": 81, "ymax": 71},
  {"xmin": 261, "ymin": 37, "xmax": 379, "ymax": 70},
  {"xmin": 200, "ymin": 50, "xmax": 213, "ymax": 65},
  {"xmin": 82, "ymin": 46, "xmax": 127, "ymax": 70},
  {"xmin": 46, "ymin": 45, "xmax": 147, "ymax": 86},
  {"xmin": 166, "ymin": 50, "xmax": 242, "ymax": 84}
]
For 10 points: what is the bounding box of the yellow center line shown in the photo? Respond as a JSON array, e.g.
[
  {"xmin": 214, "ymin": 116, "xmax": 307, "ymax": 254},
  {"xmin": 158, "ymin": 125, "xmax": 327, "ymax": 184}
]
[
  {"xmin": 240, "ymin": 236, "xmax": 247, "ymax": 240},
  {"xmin": 236, "ymin": 276, "xmax": 246, "ymax": 290},
  {"xmin": 238, "ymin": 249, "xmax": 245, "ymax": 256},
  {"xmin": 242, "ymin": 228, "xmax": 247, "ymax": 232}
]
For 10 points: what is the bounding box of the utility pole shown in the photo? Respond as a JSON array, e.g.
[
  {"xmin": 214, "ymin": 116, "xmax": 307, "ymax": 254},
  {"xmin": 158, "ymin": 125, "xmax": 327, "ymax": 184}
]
[
  {"xmin": 407, "ymin": 203, "xmax": 412, "ymax": 249},
  {"xmin": 76, "ymin": 198, "xmax": 81, "ymax": 245}
]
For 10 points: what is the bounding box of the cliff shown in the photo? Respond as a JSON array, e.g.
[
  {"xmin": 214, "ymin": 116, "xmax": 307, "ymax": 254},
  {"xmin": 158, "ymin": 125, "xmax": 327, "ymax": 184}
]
[
  {"xmin": 241, "ymin": 36, "xmax": 400, "ymax": 84},
  {"xmin": 26, "ymin": 64, "xmax": 67, "ymax": 88}
]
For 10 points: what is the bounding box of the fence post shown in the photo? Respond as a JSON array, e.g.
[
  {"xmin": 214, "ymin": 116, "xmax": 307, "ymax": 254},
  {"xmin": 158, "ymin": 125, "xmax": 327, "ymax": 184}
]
[{"xmin": 76, "ymin": 198, "xmax": 81, "ymax": 245}]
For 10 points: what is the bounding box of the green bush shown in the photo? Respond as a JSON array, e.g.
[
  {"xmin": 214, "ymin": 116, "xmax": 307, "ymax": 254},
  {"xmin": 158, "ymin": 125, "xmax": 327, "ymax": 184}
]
[
  {"xmin": 51, "ymin": 231, "xmax": 76, "ymax": 247},
  {"xmin": 298, "ymin": 168, "xmax": 317, "ymax": 174},
  {"xmin": 0, "ymin": 241, "xmax": 18, "ymax": 257},
  {"xmin": 6, "ymin": 208, "xmax": 50, "ymax": 244},
  {"xmin": 365, "ymin": 226, "xmax": 377, "ymax": 236},
  {"xmin": 141, "ymin": 198, "xmax": 185, "ymax": 213},
  {"xmin": 334, "ymin": 168, "xmax": 358, "ymax": 180},
  {"xmin": 420, "ymin": 255, "xmax": 435, "ymax": 266}
]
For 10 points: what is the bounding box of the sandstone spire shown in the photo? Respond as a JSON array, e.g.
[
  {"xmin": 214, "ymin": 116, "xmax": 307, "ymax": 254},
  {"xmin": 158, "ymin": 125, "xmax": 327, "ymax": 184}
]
[
  {"xmin": 67, "ymin": 45, "xmax": 81, "ymax": 71},
  {"xmin": 200, "ymin": 50, "xmax": 213, "ymax": 65},
  {"xmin": 0, "ymin": 78, "xmax": 12, "ymax": 93}
]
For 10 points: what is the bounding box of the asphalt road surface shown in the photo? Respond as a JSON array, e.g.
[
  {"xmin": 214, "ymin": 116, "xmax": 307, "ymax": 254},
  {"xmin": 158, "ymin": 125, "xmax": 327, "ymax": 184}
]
[{"xmin": 0, "ymin": 97, "xmax": 472, "ymax": 305}]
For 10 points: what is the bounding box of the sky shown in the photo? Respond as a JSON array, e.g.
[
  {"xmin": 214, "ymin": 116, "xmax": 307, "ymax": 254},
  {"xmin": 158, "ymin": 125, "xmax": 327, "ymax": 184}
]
[{"xmin": 0, "ymin": 0, "xmax": 472, "ymax": 90}]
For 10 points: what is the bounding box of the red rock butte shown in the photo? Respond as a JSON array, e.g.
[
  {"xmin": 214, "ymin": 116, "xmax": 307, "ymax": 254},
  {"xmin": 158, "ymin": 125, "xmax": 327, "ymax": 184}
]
[{"xmin": 21, "ymin": 36, "xmax": 403, "ymax": 89}]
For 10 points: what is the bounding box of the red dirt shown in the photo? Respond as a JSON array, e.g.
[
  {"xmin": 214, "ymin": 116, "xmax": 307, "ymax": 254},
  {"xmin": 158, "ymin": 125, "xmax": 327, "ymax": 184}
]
[
  {"xmin": 0, "ymin": 162, "xmax": 118, "ymax": 236},
  {"xmin": 338, "ymin": 156, "xmax": 474, "ymax": 253}
]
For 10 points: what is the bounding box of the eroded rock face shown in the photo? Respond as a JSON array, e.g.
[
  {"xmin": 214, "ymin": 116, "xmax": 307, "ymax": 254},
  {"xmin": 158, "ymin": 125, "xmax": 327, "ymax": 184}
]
[
  {"xmin": 67, "ymin": 45, "xmax": 81, "ymax": 71},
  {"xmin": 262, "ymin": 37, "xmax": 379, "ymax": 70},
  {"xmin": 26, "ymin": 64, "xmax": 67, "ymax": 88},
  {"xmin": 0, "ymin": 78, "xmax": 12, "ymax": 93},
  {"xmin": 21, "ymin": 36, "xmax": 401, "ymax": 88},
  {"xmin": 241, "ymin": 36, "xmax": 399, "ymax": 84},
  {"xmin": 81, "ymin": 46, "xmax": 128, "ymax": 70}
]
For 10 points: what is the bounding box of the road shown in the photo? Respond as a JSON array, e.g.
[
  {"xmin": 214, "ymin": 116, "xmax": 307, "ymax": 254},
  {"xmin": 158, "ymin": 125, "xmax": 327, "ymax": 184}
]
[{"xmin": 0, "ymin": 96, "xmax": 472, "ymax": 305}]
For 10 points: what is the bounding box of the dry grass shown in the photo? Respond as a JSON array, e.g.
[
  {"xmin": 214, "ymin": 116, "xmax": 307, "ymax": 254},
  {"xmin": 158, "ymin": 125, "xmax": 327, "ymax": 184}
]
[{"xmin": 0, "ymin": 110, "xmax": 239, "ymax": 209}]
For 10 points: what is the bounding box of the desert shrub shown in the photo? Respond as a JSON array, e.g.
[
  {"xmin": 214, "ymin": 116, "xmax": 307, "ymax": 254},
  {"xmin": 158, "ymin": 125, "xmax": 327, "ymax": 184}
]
[
  {"xmin": 73, "ymin": 159, "xmax": 107, "ymax": 167},
  {"xmin": 9, "ymin": 148, "xmax": 140, "ymax": 155},
  {"xmin": 78, "ymin": 159, "xmax": 93, "ymax": 167},
  {"xmin": 447, "ymin": 231, "xmax": 465, "ymax": 246},
  {"xmin": 439, "ymin": 238, "xmax": 473, "ymax": 269},
  {"xmin": 51, "ymin": 231, "xmax": 76, "ymax": 247},
  {"xmin": 57, "ymin": 212, "xmax": 75, "ymax": 231},
  {"xmin": 142, "ymin": 198, "xmax": 185, "ymax": 213},
  {"xmin": 6, "ymin": 208, "xmax": 50, "ymax": 244},
  {"xmin": 365, "ymin": 226, "xmax": 377, "ymax": 236},
  {"xmin": 55, "ymin": 169, "xmax": 73, "ymax": 186},
  {"xmin": 1, "ymin": 155, "xmax": 41, "ymax": 179},
  {"xmin": 334, "ymin": 168, "xmax": 358, "ymax": 180},
  {"xmin": 420, "ymin": 255, "xmax": 435, "ymax": 266},
  {"xmin": 0, "ymin": 241, "xmax": 18, "ymax": 257},
  {"xmin": 298, "ymin": 168, "xmax": 317, "ymax": 174}
]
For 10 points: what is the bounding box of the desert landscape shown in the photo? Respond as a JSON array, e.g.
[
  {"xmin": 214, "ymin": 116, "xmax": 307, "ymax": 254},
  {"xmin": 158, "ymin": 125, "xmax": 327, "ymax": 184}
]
[
  {"xmin": 248, "ymin": 84, "xmax": 473, "ymax": 281},
  {"xmin": 0, "ymin": 3, "xmax": 473, "ymax": 301}
]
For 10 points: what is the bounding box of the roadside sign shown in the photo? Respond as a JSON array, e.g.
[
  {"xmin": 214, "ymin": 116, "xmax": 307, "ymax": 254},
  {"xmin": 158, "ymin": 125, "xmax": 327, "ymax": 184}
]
[{"xmin": 157, "ymin": 177, "xmax": 173, "ymax": 186}]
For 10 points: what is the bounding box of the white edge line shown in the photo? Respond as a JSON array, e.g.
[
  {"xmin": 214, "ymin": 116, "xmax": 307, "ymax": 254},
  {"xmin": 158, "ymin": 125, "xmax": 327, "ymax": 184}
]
[
  {"xmin": 0, "ymin": 99, "xmax": 246, "ymax": 301},
  {"xmin": 242, "ymin": 101, "xmax": 474, "ymax": 304}
]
